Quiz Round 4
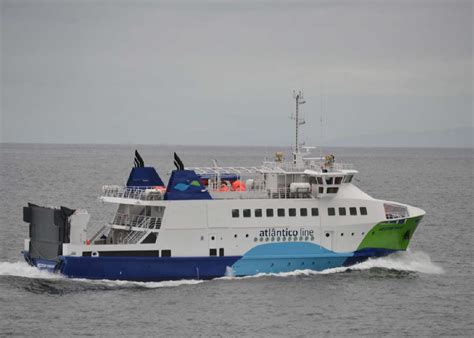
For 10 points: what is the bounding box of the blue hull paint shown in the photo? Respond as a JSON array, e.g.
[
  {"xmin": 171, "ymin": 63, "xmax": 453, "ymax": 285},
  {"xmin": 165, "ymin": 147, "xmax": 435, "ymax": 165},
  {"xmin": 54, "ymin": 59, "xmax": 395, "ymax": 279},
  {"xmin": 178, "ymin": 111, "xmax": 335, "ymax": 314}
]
[
  {"xmin": 59, "ymin": 256, "xmax": 241, "ymax": 281},
  {"xmin": 23, "ymin": 246, "xmax": 400, "ymax": 281}
]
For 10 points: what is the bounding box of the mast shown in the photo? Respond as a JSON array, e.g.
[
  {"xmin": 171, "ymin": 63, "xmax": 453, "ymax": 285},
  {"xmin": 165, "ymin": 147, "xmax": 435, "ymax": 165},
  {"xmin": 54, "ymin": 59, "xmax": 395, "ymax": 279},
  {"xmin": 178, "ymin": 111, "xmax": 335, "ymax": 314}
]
[{"xmin": 291, "ymin": 90, "xmax": 306, "ymax": 162}]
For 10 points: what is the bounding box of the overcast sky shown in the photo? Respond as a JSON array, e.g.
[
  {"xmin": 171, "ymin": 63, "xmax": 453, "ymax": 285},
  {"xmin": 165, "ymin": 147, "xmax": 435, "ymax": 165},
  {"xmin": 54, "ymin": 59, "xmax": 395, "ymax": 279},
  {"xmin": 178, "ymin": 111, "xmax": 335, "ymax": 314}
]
[{"xmin": 1, "ymin": 0, "xmax": 472, "ymax": 147}]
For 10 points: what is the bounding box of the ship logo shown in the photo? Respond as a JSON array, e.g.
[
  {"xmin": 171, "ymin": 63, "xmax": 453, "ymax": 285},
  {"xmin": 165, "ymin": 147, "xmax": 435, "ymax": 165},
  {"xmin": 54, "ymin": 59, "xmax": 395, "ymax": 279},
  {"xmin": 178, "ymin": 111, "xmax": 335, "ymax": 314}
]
[{"xmin": 173, "ymin": 180, "xmax": 201, "ymax": 191}]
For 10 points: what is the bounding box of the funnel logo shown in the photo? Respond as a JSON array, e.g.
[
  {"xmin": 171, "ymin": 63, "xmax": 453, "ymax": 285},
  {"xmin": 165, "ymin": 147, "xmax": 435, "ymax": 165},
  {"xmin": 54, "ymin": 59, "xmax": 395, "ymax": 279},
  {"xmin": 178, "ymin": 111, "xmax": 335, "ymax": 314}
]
[{"xmin": 173, "ymin": 180, "xmax": 201, "ymax": 191}]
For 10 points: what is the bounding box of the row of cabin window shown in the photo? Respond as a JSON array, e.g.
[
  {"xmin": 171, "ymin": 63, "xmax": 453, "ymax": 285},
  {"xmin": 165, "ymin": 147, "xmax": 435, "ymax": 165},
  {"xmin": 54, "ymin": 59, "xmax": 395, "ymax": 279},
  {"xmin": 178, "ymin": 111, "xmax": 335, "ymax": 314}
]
[
  {"xmin": 312, "ymin": 174, "xmax": 353, "ymax": 186},
  {"xmin": 232, "ymin": 208, "xmax": 319, "ymax": 218},
  {"xmin": 328, "ymin": 207, "xmax": 368, "ymax": 216}
]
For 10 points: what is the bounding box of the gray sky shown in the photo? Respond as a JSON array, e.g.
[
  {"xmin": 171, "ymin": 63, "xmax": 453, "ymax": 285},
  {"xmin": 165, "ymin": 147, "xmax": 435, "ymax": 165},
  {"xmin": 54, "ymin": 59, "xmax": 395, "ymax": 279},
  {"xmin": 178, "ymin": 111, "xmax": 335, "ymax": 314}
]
[{"xmin": 1, "ymin": 0, "xmax": 472, "ymax": 147}]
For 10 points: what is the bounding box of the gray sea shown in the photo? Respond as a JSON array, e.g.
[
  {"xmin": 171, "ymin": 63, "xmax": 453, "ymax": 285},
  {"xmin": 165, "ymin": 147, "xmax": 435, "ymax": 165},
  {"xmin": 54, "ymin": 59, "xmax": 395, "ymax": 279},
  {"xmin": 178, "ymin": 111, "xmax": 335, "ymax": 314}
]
[{"xmin": 0, "ymin": 144, "xmax": 472, "ymax": 336}]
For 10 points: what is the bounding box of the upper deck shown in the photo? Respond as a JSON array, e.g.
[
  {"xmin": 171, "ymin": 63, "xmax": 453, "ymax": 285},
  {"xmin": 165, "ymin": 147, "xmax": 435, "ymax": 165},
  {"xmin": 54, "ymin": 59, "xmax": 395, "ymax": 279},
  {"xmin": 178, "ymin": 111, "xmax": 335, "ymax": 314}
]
[{"xmin": 99, "ymin": 153, "xmax": 358, "ymax": 204}]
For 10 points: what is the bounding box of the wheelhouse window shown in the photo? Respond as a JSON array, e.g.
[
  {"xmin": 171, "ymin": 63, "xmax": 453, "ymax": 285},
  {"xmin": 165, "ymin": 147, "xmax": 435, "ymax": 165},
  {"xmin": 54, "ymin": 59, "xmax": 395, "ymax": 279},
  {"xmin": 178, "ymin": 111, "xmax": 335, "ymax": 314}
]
[
  {"xmin": 243, "ymin": 209, "xmax": 251, "ymax": 218},
  {"xmin": 339, "ymin": 207, "xmax": 346, "ymax": 216},
  {"xmin": 326, "ymin": 177, "xmax": 334, "ymax": 185},
  {"xmin": 311, "ymin": 208, "xmax": 319, "ymax": 216},
  {"xmin": 255, "ymin": 209, "xmax": 262, "ymax": 217},
  {"xmin": 328, "ymin": 208, "xmax": 336, "ymax": 216},
  {"xmin": 350, "ymin": 207, "xmax": 357, "ymax": 216},
  {"xmin": 300, "ymin": 208, "xmax": 308, "ymax": 217},
  {"xmin": 289, "ymin": 208, "xmax": 296, "ymax": 217},
  {"xmin": 344, "ymin": 175, "xmax": 354, "ymax": 183},
  {"xmin": 360, "ymin": 207, "xmax": 368, "ymax": 215},
  {"xmin": 266, "ymin": 208, "xmax": 274, "ymax": 217},
  {"xmin": 232, "ymin": 209, "xmax": 239, "ymax": 218},
  {"xmin": 277, "ymin": 208, "xmax": 285, "ymax": 217},
  {"xmin": 335, "ymin": 177, "xmax": 343, "ymax": 185}
]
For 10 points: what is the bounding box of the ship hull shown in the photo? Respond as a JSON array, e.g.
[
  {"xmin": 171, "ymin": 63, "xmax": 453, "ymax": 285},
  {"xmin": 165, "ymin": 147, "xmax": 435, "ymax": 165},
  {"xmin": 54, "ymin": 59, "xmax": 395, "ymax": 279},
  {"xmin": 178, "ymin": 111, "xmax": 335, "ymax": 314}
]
[{"xmin": 23, "ymin": 247, "xmax": 396, "ymax": 282}]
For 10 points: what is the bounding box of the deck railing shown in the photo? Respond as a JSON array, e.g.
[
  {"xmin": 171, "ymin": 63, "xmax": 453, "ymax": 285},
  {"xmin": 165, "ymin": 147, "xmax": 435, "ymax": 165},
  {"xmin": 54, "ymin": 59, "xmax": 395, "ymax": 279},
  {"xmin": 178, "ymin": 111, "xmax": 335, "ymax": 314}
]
[
  {"xmin": 112, "ymin": 213, "xmax": 162, "ymax": 229},
  {"xmin": 101, "ymin": 185, "xmax": 164, "ymax": 201}
]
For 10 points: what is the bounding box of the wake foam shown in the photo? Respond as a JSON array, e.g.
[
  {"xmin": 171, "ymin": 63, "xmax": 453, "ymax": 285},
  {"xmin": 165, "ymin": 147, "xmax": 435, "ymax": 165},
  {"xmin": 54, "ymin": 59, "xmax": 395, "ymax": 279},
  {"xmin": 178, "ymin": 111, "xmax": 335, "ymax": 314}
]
[
  {"xmin": 0, "ymin": 261, "xmax": 61, "ymax": 280},
  {"xmin": 0, "ymin": 261, "xmax": 203, "ymax": 289}
]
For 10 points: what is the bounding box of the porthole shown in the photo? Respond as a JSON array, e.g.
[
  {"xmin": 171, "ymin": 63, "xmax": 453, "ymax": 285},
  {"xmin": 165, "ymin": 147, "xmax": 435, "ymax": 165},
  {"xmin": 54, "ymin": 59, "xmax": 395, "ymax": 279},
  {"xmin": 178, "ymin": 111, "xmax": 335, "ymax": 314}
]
[
  {"xmin": 299, "ymin": 236, "xmax": 303, "ymax": 241},
  {"xmin": 265, "ymin": 237, "xmax": 269, "ymax": 242},
  {"xmin": 271, "ymin": 237, "xmax": 275, "ymax": 241},
  {"xmin": 305, "ymin": 236, "xmax": 308, "ymax": 241},
  {"xmin": 341, "ymin": 233, "xmax": 344, "ymax": 237},
  {"xmin": 312, "ymin": 262, "xmax": 315, "ymax": 265},
  {"xmin": 351, "ymin": 233, "xmax": 354, "ymax": 236},
  {"xmin": 211, "ymin": 236, "xmax": 215, "ymax": 240},
  {"xmin": 287, "ymin": 262, "xmax": 291, "ymax": 266},
  {"xmin": 294, "ymin": 236, "xmax": 298, "ymax": 241},
  {"xmin": 259, "ymin": 237, "xmax": 264, "ymax": 242},
  {"xmin": 270, "ymin": 263, "xmax": 274, "ymax": 267},
  {"xmin": 282, "ymin": 237, "xmax": 286, "ymax": 241},
  {"xmin": 234, "ymin": 234, "xmax": 237, "ymax": 238},
  {"xmin": 246, "ymin": 234, "xmax": 249, "ymax": 238},
  {"xmin": 301, "ymin": 262, "xmax": 304, "ymax": 266},
  {"xmin": 361, "ymin": 232, "xmax": 365, "ymax": 235},
  {"xmin": 277, "ymin": 237, "xmax": 280, "ymax": 241},
  {"xmin": 311, "ymin": 236, "xmax": 315, "ymax": 241},
  {"xmin": 287, "ymin": 237, "xmax": 291, "ymax": 241},
  {"xmin": 325, "ymin": 233, "xmax": 330, "ymax": 237},
  {"xmin": 254, "ymin": 237, "xmax": 258, "ymax": 242},
  {"xmin": 200, "ymin": 236, "xmax": 204, "ymax": 240}
]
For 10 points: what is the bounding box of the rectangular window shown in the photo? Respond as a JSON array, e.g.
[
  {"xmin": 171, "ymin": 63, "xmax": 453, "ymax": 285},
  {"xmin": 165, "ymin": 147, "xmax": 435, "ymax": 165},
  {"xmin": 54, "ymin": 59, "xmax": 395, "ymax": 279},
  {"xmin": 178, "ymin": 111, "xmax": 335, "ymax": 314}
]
[
  {"xmin": 317, "ymin": 177, "xmax": 323, "ymax": 185},
  {"xmin": 327, "ymin": 187, "xmax": 339, "ymax": 194},
  {"xmin": 266, "ymin": 208, "xmax": 274, "ymax": 217},
  {"xmin": 277, "ymin": 208, "xmax": 285, "ymax": 217},
  {"xmin": 161, "ymin": 250, "xmax": 171, "ymax": 257},
  {"xmin": 318, "ymin": 187, "xmax": 324, "ymax": 194},
  {"xmin": 328, "ymin": 207, "xmax": 336, "ymax": 216},
  {"xmin": 335, "ymin": 177, "xmax": 343, "ymax": 185},
  {"xmin": 243, "ymin": 209, "xmax": 251, "ymax": 218},
  {"xmin": 360, "ymin": 207, "xmax": 368, "ymax": 215},
  {"xmin": 339, "ymin": 207, "xmax": 346, "ymax": 216},
  {"xmin": 209, "ymin": 248, "xmax": 217, "ymax": 256},
  {"xmin": 255, "ymin": 209, "xmax": 262, "ymax": 217},
  {"xmin": 219, "ymin": 248, "xmax": 225, "ymax": 256},
  {"xmin": 311, "ymin": 208, "xmax": 319, "ymax": 216},
  {"xmin": 289, "ymin": 208, "xmax": 296, "ymax": 217},
  {"xmin": 350, "ymin": 207, "xmax": 357, "ymax": 216},
  {"xmin": 300, "ymin": 208, "xmax": 308, "ymax": 217},
  {"xmin": 232, "ymin": 209, "xmax": 239, "ymax": 218},
  {"xmin": 326, "ymin": 177, "xmax": 334, "ymax": 185}
]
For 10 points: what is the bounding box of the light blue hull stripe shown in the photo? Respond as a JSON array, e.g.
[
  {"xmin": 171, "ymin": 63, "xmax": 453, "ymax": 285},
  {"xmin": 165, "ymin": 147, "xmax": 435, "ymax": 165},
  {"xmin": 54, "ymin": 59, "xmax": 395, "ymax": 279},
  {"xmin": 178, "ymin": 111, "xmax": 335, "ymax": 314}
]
[{"xmin": 231, "ymin": 242, "xmax": 352, "ymax": 276}]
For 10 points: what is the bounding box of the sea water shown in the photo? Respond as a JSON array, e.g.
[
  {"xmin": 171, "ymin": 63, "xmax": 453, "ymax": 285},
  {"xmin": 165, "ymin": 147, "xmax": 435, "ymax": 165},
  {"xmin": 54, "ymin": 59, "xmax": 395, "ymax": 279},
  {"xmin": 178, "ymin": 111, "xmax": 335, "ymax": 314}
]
[{"xmin": 0, "ymin": 144, "xmax": 472, "ymax": 336}]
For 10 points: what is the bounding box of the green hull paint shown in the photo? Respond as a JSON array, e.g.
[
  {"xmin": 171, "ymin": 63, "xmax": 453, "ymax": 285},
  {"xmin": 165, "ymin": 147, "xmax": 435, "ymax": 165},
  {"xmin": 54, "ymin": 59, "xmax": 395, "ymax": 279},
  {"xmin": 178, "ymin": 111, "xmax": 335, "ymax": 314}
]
[{"xmin": 357, "ymin": 216, "xmax": 423, "ymax": 251}]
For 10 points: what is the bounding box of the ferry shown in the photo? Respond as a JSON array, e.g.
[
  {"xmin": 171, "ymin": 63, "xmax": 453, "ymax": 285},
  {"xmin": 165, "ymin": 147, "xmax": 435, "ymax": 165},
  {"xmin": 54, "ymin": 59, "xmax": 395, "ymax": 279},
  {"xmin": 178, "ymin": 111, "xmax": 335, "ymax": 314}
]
[{"xmin": 22, "ymin": 92, "xmax": 425, "ymax": 281}]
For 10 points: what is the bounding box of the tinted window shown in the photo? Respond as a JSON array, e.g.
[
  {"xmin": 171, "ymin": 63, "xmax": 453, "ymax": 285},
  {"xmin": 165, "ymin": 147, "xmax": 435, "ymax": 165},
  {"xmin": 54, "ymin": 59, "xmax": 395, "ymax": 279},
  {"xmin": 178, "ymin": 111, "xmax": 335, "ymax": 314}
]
[
  {"xmin": 311, "ymin": 208, "xmax": 319, "ymax": 216},
  {"xmin": 289, "ymin": 208, "xmax": 296, "ymax": 217},
  {"xmin": 339, "ymin": 207, "xmax": 346, "ymax": 216},
  {"xmin": 277, "ymin": 208, "xmax": 285, "ymax": 217},
  {"xmin": 317, "ymin": 177, "xmax": 323, "ymax": 185},
  {"xmin": 300, "ymin": 208, "xmax": 308, "ymax": 217},
  {"xmin": 161, "ymin": 250, "xmax": 171, "ymax": 257},
  {"xmin": 326, "ymin": 177, "xmax": 333, "ymax": 185},
  {"xmin": 209, "ymin": 248, "xmax": 217, "ymax": 256},
  {"xmin": 219, "ymin": 248, "xmax": 224, "ymax": 256},
  {"xmin": 318, "ymin": 187, "xmax": 324, "ymax": 194},
  {"xmin": 327, "ymin": 187, "xmax": 339, "ymax": 194},
  {"xmin": 232, "ymin": 209, "xmax": 239, "ymax": 218},
  {"xmin": 255, "ymin": 209, "xmax": 262, "ymax": 217},
  {"xmin": 360, "ymin": 207, "xmax": 368, "ymax": 215},
  {"xmin": 243, "ymin": 209, "xmax": 251, "ymax": 218},
  {"xmin": 350, "ymin": 207, "xmax": 357, "ymax": 216},
  {"xmin": 266, "ymin": 208, "xmax": 274, "ymax": 217},
  {"xmin": 328, "ymin": 208, "xmax": 336, "ymax": 216},
  {"xmin": 335, "ymin": 177, "xmax": 343, "ymax": 185}
]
